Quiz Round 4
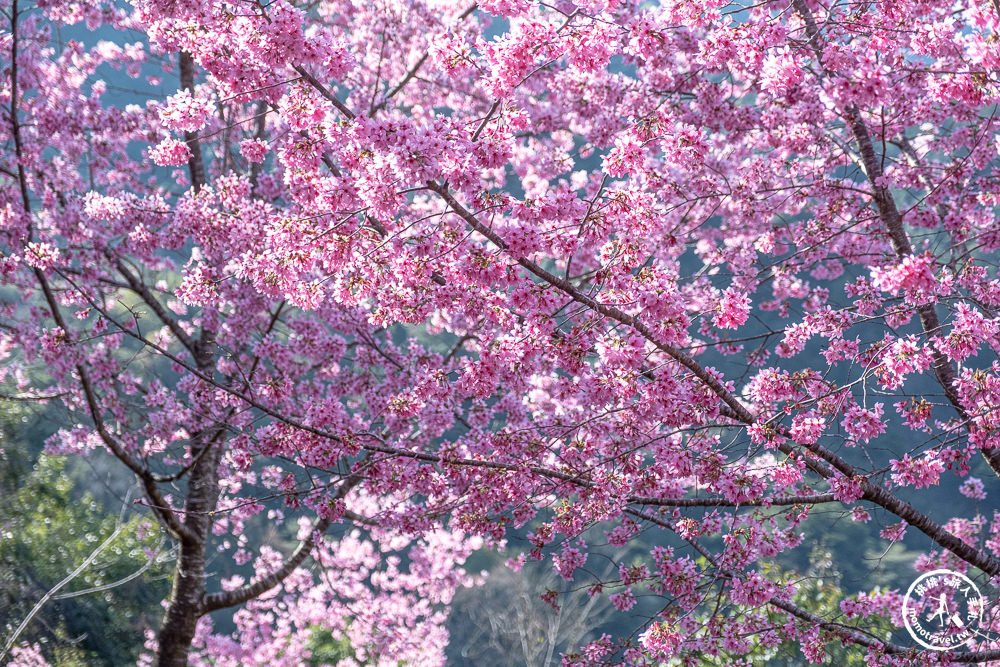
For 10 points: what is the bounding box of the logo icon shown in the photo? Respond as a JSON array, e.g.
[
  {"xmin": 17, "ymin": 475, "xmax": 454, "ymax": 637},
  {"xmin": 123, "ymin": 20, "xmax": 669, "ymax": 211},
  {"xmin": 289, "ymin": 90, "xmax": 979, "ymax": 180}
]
[{"xmin": 903, "ymin": 569, "xmax": 984, "ymax": 650}]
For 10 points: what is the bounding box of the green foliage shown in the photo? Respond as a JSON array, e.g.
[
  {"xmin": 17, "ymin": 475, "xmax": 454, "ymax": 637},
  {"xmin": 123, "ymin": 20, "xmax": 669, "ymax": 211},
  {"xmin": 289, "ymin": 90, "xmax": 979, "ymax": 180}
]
[
  {"xmin": 305, "ymin": 625, "xmax": 361, "ymax": 666},
  {"xmin": 304, "ymin": 622, "xmax": 414, "ymax": 667},
  {"xmin": 0, "ymin": 441, "xmax": 170, "ymax": 666}
]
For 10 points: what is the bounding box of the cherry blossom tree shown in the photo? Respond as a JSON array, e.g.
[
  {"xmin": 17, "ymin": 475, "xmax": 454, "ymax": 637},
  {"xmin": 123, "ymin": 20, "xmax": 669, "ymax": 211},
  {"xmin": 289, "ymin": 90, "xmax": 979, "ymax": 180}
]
[{"xmin": 5, "ymin": 0, "xmax": 1000, "ymax": 664}]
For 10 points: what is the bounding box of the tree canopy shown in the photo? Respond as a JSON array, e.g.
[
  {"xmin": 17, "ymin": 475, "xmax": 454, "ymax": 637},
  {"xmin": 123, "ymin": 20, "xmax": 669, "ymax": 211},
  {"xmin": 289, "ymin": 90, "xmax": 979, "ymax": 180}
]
[{"xmin": 3, "ymin": 0, "xmax": 1000, "ymax": 664}]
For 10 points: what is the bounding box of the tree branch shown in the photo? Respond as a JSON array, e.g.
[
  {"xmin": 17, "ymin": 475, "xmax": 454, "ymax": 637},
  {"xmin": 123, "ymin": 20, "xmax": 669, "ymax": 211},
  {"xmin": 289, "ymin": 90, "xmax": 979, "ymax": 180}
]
[
  {"xmin": 59, "ymin": 240, "xmax": 1000, "ymax": 576},
  {"xmin": 629, "ymin": 493, "xmax": 836, "ymax": 508},
  {"xmin": 292, "ymin": 65, "xmax": 355, "ymax": 120},
  {"xmin": 201, "ymin": 466, "xmax": 366, "ymax": 612},
  {"xmin": 33, "ymin": 268, "xmax": 192, "ymax": 542},
  {"xmin": 9, "ymin": 9, "xmax": 190, "ymax": 542},
  {"xmin": 371, "ymin": 5, "xmax": 478, "ymax": 114}
]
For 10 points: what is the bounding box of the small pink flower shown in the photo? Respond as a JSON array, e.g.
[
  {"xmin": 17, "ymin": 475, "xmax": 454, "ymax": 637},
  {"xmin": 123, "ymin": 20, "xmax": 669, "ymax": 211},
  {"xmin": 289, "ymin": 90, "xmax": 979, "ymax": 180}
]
[
  {"xmin": 715, "ymin": 287, "xmax": 751, "ymax": 329},
  {"xmin": 553, "ymin": 545, "xmax": 587, "ymax": 580},
  {"xmin": 603, "ymin": 135, "xmax": 644, "ymax": 177},
  {"xmin": 158, "ymin": 88, "xmax": 215, "ymax": 132},
  {"xmin": 609, "ymin": 589, "xmax": 636, "ymax": 611},
  {"xmin": 830, "ymin": 474, "xmax": 864, "ymax": 503},
  {"xmin": 960, "ymin": 477, "xmax": 987, "ymax": 500},
  {"xmin": 24, "ymin": 242, "xmax": 61, "ymax": 270},
  {"xmin": 729, "ymin": 570, "xmax": 776, "ymax": 606},
  {"xmin": 871, "ymin": 252, "xmax": 939, "ymax": 299},
  {"xmin": 880, "ymin": 521, "xmax": 907, "ymax": 541},
  {"xmin": 760, "ymin": 47, "xmax": 803, "ymax": 96},
  {"xmin": 479, "ymin": 0, "xmax": 530, "ymax": 16},
  {"xmin": 240, "ymin": 138, "xmax": 269, "ymax": 164},
  {"xmin": 789, "ymin": 411, "xmax": 825, "ymax": 445},
  {"xmin": 936, "ymin": 303, "xmax": 999, "ymax": 362},
  {"xmin": 841, "ymin": 403, "xmax": 886, "ymax": 444},
  {"xmin": 890, "ymin": 452, "xmax": 944, "ymax": 489},
  {"xmin": 8, "ymin": 642, "xmax": 49, "ymax": 667},
  {"xmin": 640, "ymin": 622, "xmax": 682, "ymax": 659},
  {"xmin": 149, "ymin": 139, "xmax": 192, "ymax": 166}
]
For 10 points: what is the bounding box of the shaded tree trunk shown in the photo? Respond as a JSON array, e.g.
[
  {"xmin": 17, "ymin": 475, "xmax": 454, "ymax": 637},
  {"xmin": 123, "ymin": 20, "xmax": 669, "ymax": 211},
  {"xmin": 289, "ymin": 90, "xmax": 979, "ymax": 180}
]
[
  {"xmin": 154, "ymin": 444, "xmax": 221, "ymax": 666},
  {"xmin": 155, "ymin": 334, "xmax": 221, "ymax": 666}
]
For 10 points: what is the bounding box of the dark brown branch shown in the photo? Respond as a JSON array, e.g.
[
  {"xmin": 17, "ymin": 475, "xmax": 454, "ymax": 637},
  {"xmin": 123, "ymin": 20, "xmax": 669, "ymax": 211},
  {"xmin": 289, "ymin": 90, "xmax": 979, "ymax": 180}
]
[
  {"xmin": 373, "ymin": 53, "xmax": 426, "ymax": 112},
  {"xmin": 472, "ymin": 100, "xmax": 501, "ymax": 142},
  {"xmin": 428, "ymin": 182, "xmax": 756, "ymax": 422},
  {"xmin": 631, "ymin": 506, "xmax": 1000, "ymax": 662},
  {"xmin": 62, "ymin": 241, "xmax": 1000, "ymax": 577},
  {"xmin": 152, "ymin": 302, "xmax": 284, "ymax": 483},
  {"xmin": 8, "ymin": 0, "xmax": 30, "ymax": 215},
  {"xmin": 34, "ymin": 269, "xmax": 193, "ymax": 541},
  {"xmin": 772, "ymin": 595, "xmax": 1000, "ymax": 663},
  {"xmin": 626, "ymin": 507, "xmax": 902, "ymax": 656},
  {"xmin": 201, "ymin": 515, "xmax": 327, "ymax": 612},
  {"xmin": 845, "ymin": 107, "xmax": 972, "ymax": 414},
  {"xmin": 841, "ymin": 73, "xmax": 1000, "ymax": 479},
  {"xmin": 793, "ymin": 0, "xmax": 1000, "ymax": 478},
  {"xmin": 8, "ymin": 9, "xmax": 189, "ymax": 542},
  {"xmin": 370, "ymin": 5, "xmax": 477, "ymax": 114},
  {"xmin": 150, "ymin": 424, "xmax": 227, "ymax": 484},
  {"xmin": 250, "ymin": 100, "xmax": 268, "ymax": 186}
]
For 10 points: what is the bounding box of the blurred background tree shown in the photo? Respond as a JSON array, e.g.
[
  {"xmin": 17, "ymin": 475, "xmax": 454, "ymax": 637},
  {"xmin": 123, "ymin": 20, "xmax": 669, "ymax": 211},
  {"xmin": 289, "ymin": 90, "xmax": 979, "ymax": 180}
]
[{"xmin": 0, "ymin": 401, "xmax": 169, "ymax": 666}]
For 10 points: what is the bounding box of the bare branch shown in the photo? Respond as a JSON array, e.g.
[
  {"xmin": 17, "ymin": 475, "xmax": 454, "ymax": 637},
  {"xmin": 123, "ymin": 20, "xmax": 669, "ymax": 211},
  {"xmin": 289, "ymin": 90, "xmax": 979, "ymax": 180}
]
[
  {"xmin": 792, "ymin": 0, "xmax": 1000, "ymax": 479},
  {"xmin": 113, "ymin": 257, "xmax": 198, "ymax": 355}
]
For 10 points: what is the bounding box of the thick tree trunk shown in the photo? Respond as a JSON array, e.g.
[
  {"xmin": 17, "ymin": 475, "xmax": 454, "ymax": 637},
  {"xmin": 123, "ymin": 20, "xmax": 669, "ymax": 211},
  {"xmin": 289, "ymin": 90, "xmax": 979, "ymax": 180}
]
[
  {"xmin": 156, "ymin": 333, "xmax": 221, "ymax": 666},
  {"xmin": 155, "ymin": 546, "xmax": 206, "ymax": 667},
  {"xmin": 154, "ymin": 427, "xmax": 223, "ymax": 666}
]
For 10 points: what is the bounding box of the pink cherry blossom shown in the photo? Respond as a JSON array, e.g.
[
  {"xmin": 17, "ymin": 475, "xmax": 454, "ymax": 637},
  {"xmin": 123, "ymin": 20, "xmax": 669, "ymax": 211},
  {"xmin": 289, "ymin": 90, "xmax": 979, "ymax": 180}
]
[
  {"xmin": 159, "ymin": 88, "xmax": 215, "ymax": 133},
  {"xmin": 239, "ymin": 139, "xmax": 268, "ymax": 164},
  {"xmin": 960, "ymin": 477, "xmax": 987, "ymax": 500},
  {"xmin": 841, "ymin": 403, "xmax": 886, "ymax": 444},
  {"xmin": 714, "ymin": 286, "xmax": 751, "ymax": 330},
  {"xmin": 890, "ymin": 452, "xmax": 945, "ymax": 489},
  {"xmin": 760, "ymin": 47, "xmax": 803, "ymax": 96},
  {"xmin": 149, "ymin": 138, "xmax": 192, "ymax": 166},
  {"xmin": 789, "ymin": 412, "xmax": 826, "ymax": 445}
]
